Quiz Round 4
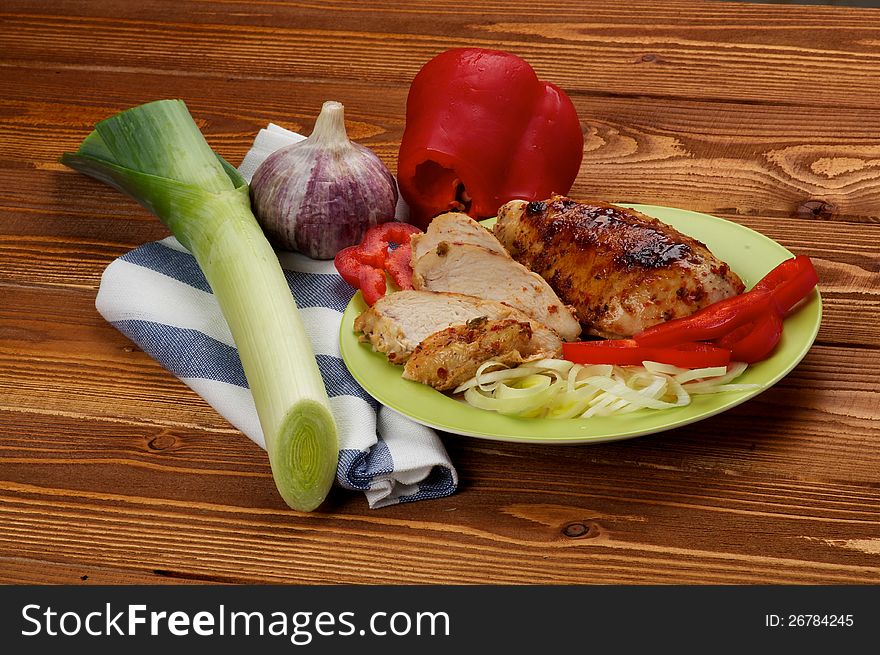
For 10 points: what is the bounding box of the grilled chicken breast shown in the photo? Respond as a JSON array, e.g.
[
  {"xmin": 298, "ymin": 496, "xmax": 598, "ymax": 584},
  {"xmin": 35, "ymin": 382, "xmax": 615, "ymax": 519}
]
[
  {"xmin": 354, "ymin": 290, "xmax": 562, "ymax": 364},
  {"xmin": 410, "ymin": 211, "xmax": 507, "ymax": 262},
  {"xmin": 402, "ymin": 318, "xmax": 533, "ymax": 391},
  {"xmin": 494, "ymin": 196, "xmax": 745, "ymax": 339},
  {"xmin": 412, "ymin": 242, "xmax": 582, "ymax": 341}
]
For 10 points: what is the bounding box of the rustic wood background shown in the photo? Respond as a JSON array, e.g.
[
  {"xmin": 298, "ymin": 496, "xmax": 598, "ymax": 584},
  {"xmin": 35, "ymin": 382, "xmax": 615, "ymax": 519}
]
[{"xmin": 1, "ymin": 0, "xmax": 879, "ymax": 584}]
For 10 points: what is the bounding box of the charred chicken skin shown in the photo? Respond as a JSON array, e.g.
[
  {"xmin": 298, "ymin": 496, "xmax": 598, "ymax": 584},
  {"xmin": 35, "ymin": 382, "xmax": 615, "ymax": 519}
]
[{"xmin": 493, "ymin": 196, "xmax": 745, "ymax": 339}]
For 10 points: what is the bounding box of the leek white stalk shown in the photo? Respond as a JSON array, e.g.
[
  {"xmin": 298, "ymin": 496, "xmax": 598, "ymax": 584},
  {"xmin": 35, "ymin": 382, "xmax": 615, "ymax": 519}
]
[{"xmin": 62, "ymin": 99, "xmax": 338, "ymax": 511}]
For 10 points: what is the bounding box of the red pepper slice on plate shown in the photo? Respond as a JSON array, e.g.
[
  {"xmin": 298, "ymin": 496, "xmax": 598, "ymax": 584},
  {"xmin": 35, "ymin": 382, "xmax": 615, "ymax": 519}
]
[
  {"xmin": 334, "ymin": 223, "xmax": 423, "ymax": 305},
  {"xmin": 715, "ymin": 310, "xmax": 784, "ymax": 364},
  {"xmin": 633, "ymin": 290, "xmax": 775, "ymax": 348},
  {"xmin": 751, "ymin": 255, "xmax": 818, "ymax": 315},
  {"xmin": 563, "ymin": 340, "xmax": 731, "ymax": 369},
  {"xmin": 634, "ymin": 255, "xmax": 817, "ymax": 351},
  {"xmin": 397, "ymin": 48, "xmax": 584, "ymax": 229}
]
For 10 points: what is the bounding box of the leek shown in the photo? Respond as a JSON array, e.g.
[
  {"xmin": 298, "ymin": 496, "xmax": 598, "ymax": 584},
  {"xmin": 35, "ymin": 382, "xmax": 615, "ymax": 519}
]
[
  {"xmin": 62, "ymin": 99, "xmax": 338, "ymax": 511},
  {"xmin": 457, "ymin": 358, "xmax": 757, "ymax": 418}
]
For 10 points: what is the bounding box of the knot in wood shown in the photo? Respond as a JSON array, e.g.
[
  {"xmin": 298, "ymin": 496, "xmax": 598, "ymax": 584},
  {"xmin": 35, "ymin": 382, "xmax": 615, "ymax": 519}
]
[
  {"xmin": 563, "ymin": 522, "xmax": 587, "ymax": 537},
  {"xmin": 796, "ymin": 199, "xmax": 837, "ymax": 220},
  {"xmin": 640, "ymin": 53, "xmax": 667, "ymax": 64},
  {"xmin": 147, "ymin": 434, "xmax": 176, "ymax": 451},
  {"xmin": 562, "ymin": 521, "xmax": 600, "ymax": 539}
]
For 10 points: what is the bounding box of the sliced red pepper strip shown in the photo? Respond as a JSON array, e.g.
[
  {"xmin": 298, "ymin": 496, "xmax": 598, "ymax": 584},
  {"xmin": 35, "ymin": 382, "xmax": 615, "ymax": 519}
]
[
  {"xmin": 633, "ymin": 290, "xmax": 774, "ymax": 347},
  {"xmin": 385, "ymin": 241, "xmax": 414, "ymax": 290},
  {"xmin": 334, "ymin": 246, "xmax": 387, "ymax": 306},
  {"xmin": 360, "ymin": 222, "xmax": 422, "ymax": 267},
  {"xmin": 752, "ymin": 255, "xmax": 818, "ymax": 315},
  {"xmin": 563, "ymin": 340, "xmax": 731, "ymax": 369},
  {"xmin": 333, "ymin": 246, "xmax": 368, "ymax": 289},
  {"xmin": 397, "ymin": 48, "xmax": 583, "ymax": 228},
  {"xmin": 334, "ymin": 224, "xmax": 424, "ymax": 305},
  {"xmin": 716, "ymin": 311, "xmax": 784, "ymax": 364},
  {"xmin": 357, "ymin": 265, "xmax": 387, "ymax": 307},
  {"xmin": 634, "ymin": 255, "xmax": 817, "ymax": 350}
]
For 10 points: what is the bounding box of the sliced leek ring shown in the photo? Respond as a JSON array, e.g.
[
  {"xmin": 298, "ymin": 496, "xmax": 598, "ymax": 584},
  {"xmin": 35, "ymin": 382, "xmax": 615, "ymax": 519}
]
[{"xmin": 458, "ymin": 359, "xmax": 758, "ymax": 420}]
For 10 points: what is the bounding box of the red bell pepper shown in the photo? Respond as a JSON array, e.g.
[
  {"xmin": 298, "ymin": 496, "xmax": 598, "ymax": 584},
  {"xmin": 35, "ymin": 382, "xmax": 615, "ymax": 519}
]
[
  {"xmin": 563, "ymin": 340, "xmax": 731, "ymax": 369},
  {"xmin": 715, "ymin": 311, "xmax": 784, "ymax": 364},
  {"xmin": 334, "ymin": 222, "xmax": 423, "ymax": 305},
  {"xmin": 360, "ymin": 222, "xmax": 422, "ymax": 268},
  {"xmin": 750, "ymin": 254, "xmax": 818, "ymax": 315},
  {"xmin": 334, "ymin": 246, "xmax": 388, "ymax": 306},
  {"xmin": 633, "ymin": 290, "xmax": 775, "ymax": 348},
  {"xmin": 397, "ymin": 48, "xmax": 584, "ymax": 229},
  {"xmin": 384, "ymin": 242, "xmax": 415, "ymax": 291},
  {"xmin": 633, "ymin": 255, "xmax": 818, "ymax": 363}
]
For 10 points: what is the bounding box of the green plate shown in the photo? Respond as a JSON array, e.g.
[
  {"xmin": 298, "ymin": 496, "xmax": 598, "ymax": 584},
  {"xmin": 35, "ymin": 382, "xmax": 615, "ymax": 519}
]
[{"xmin": 339, "ymin": 204, "xmax": 822, "ymax": 444}]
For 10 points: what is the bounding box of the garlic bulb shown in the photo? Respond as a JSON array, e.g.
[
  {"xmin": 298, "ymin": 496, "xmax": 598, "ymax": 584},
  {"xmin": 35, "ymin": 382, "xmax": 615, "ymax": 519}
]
[{"xmin": 250, "ymin": 101, "xmax": 399, "ymax": 259}]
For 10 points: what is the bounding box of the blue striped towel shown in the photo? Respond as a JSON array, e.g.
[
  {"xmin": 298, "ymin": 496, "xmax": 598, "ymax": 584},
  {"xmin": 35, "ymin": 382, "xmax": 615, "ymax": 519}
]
[{"xmin": 95, "ymin": 124, "xmax": 458, "ymax": 508}]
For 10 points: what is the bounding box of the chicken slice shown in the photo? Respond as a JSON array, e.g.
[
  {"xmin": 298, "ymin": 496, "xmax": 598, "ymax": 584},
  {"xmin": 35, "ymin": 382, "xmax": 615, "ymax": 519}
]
[
  {"xmin": 402, "ymin": 318, "xmax": 533, "ymax": 391},
  {"xmin": 410, "ymin": 211, "xmax": 508, "ymax": 262},
  {"xmin": 412, "ymin": 242, "xmax": 582, "ymax": 341},
  {"xmin": 353, "ymin": 290, "xmax": 562, "ymax": 364},
  {"xmin": 494, "ymin": 196, "xmax": 746, "ymax": 339}
]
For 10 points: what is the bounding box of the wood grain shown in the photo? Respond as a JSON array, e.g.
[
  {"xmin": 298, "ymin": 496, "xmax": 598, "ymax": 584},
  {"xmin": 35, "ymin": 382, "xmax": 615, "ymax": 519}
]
[
  {"xmin": 3, "ymin": 64, "xmax": 880, "ymax": 222},
  {"xmin": 4, "ymin": 1, "xmax": 880, "ymax": 108},
  {"xmin": 2, "ymin": 0, "xmax": 880, "ymax": 585}
]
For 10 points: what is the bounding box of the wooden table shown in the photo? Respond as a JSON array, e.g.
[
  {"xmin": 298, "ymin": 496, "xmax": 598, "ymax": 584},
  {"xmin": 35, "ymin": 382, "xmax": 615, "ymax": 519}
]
[{"xmin": 1, "ymin": 0, "xmax": 879, "ymax": 585}]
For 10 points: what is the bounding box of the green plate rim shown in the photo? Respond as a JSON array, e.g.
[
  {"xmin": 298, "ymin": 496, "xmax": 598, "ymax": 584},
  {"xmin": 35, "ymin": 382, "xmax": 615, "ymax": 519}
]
[{"xmin": 339, "ymin": 204, "xmax": 822, "ymax": 445}]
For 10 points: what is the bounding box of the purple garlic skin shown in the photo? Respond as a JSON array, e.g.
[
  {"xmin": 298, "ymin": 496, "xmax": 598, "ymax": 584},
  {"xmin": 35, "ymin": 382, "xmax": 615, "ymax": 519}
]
[{"xmin": 250, "ymin": 101, "xmax": 399, "ymax": 260}]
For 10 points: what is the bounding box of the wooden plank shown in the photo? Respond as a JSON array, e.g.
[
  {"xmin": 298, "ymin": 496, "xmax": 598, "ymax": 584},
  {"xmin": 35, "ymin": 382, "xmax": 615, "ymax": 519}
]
[
  {"xmin": 3, "ymin": 66, "xmax": 880, "ymax": 224},
  {"xmin": 3, "ymin": 330, "xmax": 880, "ymax": 488},
  {"xmin": 0, "ymin": 285, "xmax": 244, "ymax": 434},
  {"xmin": 2, "ymin": 0, "xmax": 880, "ymax": 108},
  {"xmin": 1, "ymin": 457, "xmax": 878, "ymax": 584},
  {"xmin": 0, "ymin": 556, "xmax": 200, "ymax": 585}
]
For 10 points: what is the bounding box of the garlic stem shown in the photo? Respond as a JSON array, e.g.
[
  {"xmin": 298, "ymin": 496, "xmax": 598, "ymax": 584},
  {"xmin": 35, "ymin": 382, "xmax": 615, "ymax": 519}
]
[{"xmin": 308, "ymin": 101, "xmax": 349, "ymax": 146}]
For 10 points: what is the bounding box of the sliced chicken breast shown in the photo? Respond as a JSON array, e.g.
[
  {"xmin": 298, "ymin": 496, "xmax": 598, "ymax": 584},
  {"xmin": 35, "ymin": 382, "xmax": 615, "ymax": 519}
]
[
  {"xmin": 412, "ymin": 242, "xmax": 582, "ymax": 341},
  {"xmin": 353, "ymin": 290, "xmax": 562, "ymax": 364},
  {"xmin": 410, "ymin": 211, "xmax": 508, "ymax": 262},
  {"xmin": 402, "ymin": 318, "xmax": 533, "ymax": 391},
  {"xmin": 494, "ymin": 196, "xmax": 746, "ymax": 339}
]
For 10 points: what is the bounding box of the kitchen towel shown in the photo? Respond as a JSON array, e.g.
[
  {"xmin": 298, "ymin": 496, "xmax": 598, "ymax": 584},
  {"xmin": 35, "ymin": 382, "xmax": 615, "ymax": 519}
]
[{"xmin": 95, "ymin": 123, "xmax": 458, "ymax": 508}]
